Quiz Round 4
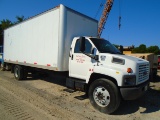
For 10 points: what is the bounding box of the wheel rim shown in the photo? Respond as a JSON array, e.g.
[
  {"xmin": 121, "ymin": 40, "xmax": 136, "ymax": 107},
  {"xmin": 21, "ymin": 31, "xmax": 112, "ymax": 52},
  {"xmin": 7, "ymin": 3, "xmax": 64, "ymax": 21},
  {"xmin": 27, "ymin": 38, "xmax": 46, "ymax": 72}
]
[
  {"xmin": 93, "ymin": 86, "xmax": 110, "ymax": 107},
  {"xmin": 14, "ymin": 67, "xmax": 18, "ymax": 78}
]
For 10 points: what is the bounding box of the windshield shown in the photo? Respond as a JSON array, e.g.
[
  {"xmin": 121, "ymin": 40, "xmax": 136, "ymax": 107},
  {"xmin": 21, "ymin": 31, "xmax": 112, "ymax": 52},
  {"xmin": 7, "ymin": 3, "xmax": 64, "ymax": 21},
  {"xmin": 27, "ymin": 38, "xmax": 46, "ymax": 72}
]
[{"xmin": 90, "ymin": 38, "xmax": 122, "ymax": 54}]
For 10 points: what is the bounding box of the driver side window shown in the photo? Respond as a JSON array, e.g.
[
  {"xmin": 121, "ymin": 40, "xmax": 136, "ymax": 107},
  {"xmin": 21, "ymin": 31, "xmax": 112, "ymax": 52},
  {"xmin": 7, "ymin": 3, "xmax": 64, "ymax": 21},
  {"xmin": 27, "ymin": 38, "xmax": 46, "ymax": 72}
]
[
  {"xmin": 85, "ymin": 40, "xmax": 92, "ymax": 54},
  {"xmin": 74, "ymin": 39, "xmax": 92, "ymax": 54},
  {"xmin": 74, "ymin": 39, "xmax": 81, "ymax": 53}
]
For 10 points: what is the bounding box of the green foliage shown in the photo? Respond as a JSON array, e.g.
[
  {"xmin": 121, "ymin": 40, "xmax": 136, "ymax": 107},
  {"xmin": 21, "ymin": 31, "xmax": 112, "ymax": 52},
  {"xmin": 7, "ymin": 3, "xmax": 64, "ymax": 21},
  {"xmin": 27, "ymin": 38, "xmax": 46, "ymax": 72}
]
[
  {"xmin": 139, "ymin": 44, "xmax": 147, "ymax": 53},
  {"xmin": 0, "ymin": 19, "xmax": 13, "ymax": 45},
  {"xmin": 132, "ymin": 44, "xmax": 160, "ymax": 55},
  {"xmin": 132, "ymin": 47, "xmax": 140, "ymax": 53},
  {"xmin": 15, "ymin": 16, "xmax": 25, "ymax": 24},
  {"xmin": 147, "ymin": 46, "xmax": 159, "ymax": 54},
  {"xmin": 0, "ymin": 16, "xmax": 25, "ymax": 45},
  {"xmin": 0, "ymin": 24, "xmax": 2, "ymax": 45},
  {"xmin": 0, "ymin": 19, "xmax": 13, "ymax": 30}
]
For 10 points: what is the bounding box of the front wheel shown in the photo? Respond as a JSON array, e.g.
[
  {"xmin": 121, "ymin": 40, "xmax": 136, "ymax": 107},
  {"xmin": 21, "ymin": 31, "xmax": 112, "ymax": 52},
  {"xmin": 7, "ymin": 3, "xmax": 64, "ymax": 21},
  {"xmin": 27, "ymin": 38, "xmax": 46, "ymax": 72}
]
[{"xmin": 88, "ymin": 78, "xmax": 121, "ymax": 114}]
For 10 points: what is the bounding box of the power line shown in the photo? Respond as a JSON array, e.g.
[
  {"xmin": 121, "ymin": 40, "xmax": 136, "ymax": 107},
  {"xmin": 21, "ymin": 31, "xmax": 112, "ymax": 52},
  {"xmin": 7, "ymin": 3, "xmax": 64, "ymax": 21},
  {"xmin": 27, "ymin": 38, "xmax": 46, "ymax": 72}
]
[
  {"xmin": 118, "ymin": 0, "xmax": 122, "ymax": 30},
  {"xmin": 94, "ymin": 0, "xmax": 105, "ymax": 18}
]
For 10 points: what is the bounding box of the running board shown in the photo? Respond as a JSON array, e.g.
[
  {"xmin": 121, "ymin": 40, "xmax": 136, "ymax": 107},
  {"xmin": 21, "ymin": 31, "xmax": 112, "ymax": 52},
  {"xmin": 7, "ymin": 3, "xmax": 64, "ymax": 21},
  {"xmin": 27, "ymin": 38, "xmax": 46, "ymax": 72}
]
[{"xmin": 66, "ymin": 78, "xmax": 86, "ymax": 91}]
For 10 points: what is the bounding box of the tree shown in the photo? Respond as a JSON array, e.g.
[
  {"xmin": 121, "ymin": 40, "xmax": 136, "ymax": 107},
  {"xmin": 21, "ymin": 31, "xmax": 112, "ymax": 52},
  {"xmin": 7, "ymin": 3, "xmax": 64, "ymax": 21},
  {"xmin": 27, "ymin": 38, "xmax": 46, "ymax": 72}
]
[
  {"xmin": 132, "ymin": 44, "xmax": 147, "ymax": 53},
  {"xmin": 15, "ymin": 16, "xmax": 25, "ymax": 24},
  {"xmin": 147, "ymin": 46, "xmax": 159, "ymax": 55},
  {"xmin": 139, "ymin": 44, "xmax": 147, "ymax": 53},
  {"xmin": 0, "ymin": 24, "xmax": 3, "ymax": 45},
  {"xmin": 132, "ymin": 47, "xmax": 140, "ymax": 53},
  {"xmin": 132, "ymin": 44, "xmax": 160, "ymax": 54},
  {"xmin": 0, "ymin": 16, "xmax": 25, "ymax": 45},
  {"xmin": 0, "ymin": 19, "xmax": 13, "ymax": 45},
  {"xmin": 0, "ymin": 19, "xmax": 13, "ymax": 30}
]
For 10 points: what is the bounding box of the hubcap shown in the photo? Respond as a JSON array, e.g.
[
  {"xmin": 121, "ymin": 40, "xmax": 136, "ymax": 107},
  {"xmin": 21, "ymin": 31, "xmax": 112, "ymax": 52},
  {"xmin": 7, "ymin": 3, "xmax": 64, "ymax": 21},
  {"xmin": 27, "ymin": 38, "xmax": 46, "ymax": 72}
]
[{"xmin": 93, "ymin": 86, "xmax": 110, "ymax": 107}]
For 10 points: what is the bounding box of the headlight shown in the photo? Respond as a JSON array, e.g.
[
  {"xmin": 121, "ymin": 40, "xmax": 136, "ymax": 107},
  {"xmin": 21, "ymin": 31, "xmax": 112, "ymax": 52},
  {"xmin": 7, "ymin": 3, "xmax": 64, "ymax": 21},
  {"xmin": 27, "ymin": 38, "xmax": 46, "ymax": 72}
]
[{"xmin": 123, "ymin": 75, "xmax": 136, "ymax": 86}]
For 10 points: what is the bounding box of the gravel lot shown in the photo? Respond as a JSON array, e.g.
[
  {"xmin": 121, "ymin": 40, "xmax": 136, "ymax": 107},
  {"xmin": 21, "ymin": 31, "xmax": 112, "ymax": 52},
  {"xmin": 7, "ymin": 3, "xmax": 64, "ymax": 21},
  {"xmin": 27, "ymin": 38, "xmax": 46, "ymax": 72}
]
[{"xmin": 0, "ymin": 70, "xmax": 160, "ymax": 120}]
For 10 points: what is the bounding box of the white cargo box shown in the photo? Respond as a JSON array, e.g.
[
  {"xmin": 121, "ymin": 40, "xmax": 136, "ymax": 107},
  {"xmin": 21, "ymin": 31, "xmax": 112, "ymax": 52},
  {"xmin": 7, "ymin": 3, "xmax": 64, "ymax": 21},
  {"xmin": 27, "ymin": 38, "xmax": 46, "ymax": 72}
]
[{"xmin": 4, "ymin": 4, "xmax": 98, "ymax": 71}]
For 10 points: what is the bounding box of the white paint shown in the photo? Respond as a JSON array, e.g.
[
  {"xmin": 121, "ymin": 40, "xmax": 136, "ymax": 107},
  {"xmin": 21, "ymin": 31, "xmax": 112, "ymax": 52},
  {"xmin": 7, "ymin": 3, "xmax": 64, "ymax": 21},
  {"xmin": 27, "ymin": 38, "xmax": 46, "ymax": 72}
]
[{"xmin": 4, "ymin": 4, "xmax": 98, "ymax": 71}]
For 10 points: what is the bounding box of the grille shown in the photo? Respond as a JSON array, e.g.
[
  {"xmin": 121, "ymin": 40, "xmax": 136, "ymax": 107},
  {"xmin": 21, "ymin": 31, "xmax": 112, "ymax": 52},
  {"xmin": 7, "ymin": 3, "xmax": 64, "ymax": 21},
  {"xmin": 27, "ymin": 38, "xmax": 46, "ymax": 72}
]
[{"xmin": 138, "ymin": 64, "xmax": 149, "ymax": 82}]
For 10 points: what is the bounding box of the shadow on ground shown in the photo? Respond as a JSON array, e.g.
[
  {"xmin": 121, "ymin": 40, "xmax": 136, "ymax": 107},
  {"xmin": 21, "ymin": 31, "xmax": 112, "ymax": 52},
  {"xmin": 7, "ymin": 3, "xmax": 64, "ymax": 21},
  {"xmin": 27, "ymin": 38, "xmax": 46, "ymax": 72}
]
[
  {"xmin": 23, "ymin": 70, "xmax": 160, "ymax": 115},
  {"xmin": 114, "ymin": 87, "xmax": 160, "ymax": 115},
  {"xmin": 24, "ymin": 70, "xmax": 67, "ymax": 87},
  {"xmin": 114, "ymin": 73, "xmax": 160, "ymax": 115}
]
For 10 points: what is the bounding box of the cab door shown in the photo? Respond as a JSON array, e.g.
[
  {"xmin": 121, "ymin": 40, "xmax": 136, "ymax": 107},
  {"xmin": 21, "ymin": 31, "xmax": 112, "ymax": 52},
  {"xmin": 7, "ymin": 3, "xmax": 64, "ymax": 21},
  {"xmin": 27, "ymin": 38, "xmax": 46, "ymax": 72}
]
[{"xmin": 69, "ymin": 38, "xmax": 93, "ymax": 80}]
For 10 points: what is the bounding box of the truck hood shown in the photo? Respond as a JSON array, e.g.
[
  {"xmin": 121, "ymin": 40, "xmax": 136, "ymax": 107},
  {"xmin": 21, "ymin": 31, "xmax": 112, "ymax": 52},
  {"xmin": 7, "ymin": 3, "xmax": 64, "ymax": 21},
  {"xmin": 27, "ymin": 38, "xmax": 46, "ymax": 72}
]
[
  {"xmin": 98, "ymin": 53, "xmax": 149, "ymax": 74},
  {"xmin": 115, "ymin": 54, "xmax": 148, "ymax": 63},
  {"xmin": 99, "ymin": 53, "xmax": 148, "ymax": 63}
]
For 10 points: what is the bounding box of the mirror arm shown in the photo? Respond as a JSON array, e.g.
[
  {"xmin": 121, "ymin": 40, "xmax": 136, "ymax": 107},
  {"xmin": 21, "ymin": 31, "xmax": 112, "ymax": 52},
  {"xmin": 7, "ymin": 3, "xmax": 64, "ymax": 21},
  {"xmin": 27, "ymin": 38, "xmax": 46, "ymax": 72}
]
[{"xmin": 81, "ymin": 52, "xmax": 99, "ymax": 61}]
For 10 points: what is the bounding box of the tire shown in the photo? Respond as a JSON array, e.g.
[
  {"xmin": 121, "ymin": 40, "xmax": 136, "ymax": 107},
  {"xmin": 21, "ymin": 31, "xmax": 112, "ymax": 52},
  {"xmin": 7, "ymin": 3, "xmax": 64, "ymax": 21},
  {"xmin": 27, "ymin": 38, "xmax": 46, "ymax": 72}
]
[
  {"xmin": 5, "ymin": 64, "xmax": 11, "ymax": 71},
  {"xmin": 14, "ymin": 65, "xmax": 24, "ymax": 80},
  {"xmin": 88, "ymin": 78, "xmax": 121, "ymax": 114},
  {"xmin": 0, "ymin": 63, "xmax": 5, "ymax": 71}
]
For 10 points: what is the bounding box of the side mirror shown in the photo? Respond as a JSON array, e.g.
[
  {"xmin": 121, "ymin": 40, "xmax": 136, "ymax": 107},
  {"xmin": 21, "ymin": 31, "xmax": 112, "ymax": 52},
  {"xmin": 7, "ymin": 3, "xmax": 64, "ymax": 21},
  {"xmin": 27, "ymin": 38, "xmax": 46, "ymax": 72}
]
[
  {"xmin": 92, "ymin": 48, "xmax": 99, "ymax": 61},
  {"xmin": 92, "ymin": 48, "xmax": 97, "ymax": 55},
  {"xmin": 119, "ymin": 45, "xmax": 123, "ymax": 54},
  {"xmin": 79, "ymin": 37, "xmax": 85, "ymax": 52}
]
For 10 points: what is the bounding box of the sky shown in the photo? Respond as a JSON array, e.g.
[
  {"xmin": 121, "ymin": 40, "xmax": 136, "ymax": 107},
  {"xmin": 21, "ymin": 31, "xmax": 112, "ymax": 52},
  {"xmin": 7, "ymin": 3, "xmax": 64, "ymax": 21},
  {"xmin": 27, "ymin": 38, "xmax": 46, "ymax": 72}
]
[{"xmin": 0, "ymin": 0, "xmax": 160, "ymax": 47}]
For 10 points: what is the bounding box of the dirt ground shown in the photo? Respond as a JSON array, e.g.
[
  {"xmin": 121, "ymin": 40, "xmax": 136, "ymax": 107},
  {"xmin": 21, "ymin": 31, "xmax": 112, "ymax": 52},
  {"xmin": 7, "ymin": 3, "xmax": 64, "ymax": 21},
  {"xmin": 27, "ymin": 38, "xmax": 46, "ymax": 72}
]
[{"xmin": 0, "ymin": 70, "xmax": 160, "ymax": 120}]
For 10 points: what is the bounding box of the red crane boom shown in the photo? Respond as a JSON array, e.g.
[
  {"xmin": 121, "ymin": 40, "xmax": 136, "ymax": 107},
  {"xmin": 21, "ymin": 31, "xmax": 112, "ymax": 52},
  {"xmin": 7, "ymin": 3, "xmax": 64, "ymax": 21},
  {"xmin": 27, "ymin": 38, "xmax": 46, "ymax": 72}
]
[{"xmin": 98, "ymin": 0, "xmax": 114, "ymax": 38}]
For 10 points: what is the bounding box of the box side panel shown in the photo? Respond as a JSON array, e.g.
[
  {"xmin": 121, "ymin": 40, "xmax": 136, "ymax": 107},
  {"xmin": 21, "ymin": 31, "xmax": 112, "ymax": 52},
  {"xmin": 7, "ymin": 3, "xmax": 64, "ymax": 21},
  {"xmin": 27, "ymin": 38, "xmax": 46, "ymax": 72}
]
[
  {"xmin": 4, "ymin": 8, "xmax": 60, "ymax": 70},
  {"xmin": 59, "ymin": 7, "xmax": 98, "ymax": 71}
]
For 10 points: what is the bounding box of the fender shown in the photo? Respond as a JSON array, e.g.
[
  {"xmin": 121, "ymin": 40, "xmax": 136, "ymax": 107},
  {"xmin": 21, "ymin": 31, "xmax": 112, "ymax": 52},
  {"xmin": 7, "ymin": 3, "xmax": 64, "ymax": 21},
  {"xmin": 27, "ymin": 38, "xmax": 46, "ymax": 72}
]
[{"xmin": 85, "ymin": 65, "xmax": 129, "ymax": 86}]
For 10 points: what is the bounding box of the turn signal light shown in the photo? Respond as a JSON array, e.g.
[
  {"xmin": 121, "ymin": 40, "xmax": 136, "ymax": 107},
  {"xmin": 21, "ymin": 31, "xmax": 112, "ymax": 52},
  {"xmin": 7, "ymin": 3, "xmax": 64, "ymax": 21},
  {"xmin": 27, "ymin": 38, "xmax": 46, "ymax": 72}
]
[{"xmin": 127, "ymin": 68, "xmax": 132, "ymax": 73}]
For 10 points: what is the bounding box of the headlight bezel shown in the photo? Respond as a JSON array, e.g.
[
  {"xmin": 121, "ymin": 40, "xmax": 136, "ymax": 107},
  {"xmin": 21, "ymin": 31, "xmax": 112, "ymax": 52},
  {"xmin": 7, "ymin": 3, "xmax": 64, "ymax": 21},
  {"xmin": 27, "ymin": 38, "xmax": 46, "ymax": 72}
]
[{"xmin": 122, "ymin": 75, "xmax": 136, "ymax": 86}]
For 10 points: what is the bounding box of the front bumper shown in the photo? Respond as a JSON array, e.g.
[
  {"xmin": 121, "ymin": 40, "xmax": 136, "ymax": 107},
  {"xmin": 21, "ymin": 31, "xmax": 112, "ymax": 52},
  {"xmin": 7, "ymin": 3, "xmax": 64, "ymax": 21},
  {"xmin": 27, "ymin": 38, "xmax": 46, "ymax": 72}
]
[{"xmin": 120, "ymin": 80, "xmax": 149, "ymax": 100}]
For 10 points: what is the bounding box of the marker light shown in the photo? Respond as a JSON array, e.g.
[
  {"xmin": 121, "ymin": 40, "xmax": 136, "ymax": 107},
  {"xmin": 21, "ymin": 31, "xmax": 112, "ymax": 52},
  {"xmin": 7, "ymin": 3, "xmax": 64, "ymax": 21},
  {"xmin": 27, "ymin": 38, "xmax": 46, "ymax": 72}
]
[{"xmin": 127, "ymin": 68, "xmax": 132, "ymax": 73}]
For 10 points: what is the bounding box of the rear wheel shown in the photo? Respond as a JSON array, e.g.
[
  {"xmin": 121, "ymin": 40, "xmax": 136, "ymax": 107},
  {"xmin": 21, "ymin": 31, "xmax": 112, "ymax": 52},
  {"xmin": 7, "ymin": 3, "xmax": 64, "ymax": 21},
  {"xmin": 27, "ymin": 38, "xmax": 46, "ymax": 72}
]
[
  {"xmin": 0, "ymin": 63, "xmax": 5, "ymax": 71},
  {"xmin": 14, "ymin": 65, "xmax": 24, "ymax": 80},
  {"xmin": 5, "ymin": 64, "xmax": 11, "ymax": 71},
  {"xmin": 88, "ymin": 78, "xmax": 121, "ymax": 114}
]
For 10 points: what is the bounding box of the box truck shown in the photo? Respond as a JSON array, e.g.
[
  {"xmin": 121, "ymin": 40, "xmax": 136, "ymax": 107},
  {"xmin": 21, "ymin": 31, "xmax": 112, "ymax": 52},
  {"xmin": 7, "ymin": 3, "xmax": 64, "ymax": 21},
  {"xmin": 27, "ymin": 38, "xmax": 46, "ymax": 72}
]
[{"xmin": 3, "ymin": 4, "xmax": 150, "ymax": 114}]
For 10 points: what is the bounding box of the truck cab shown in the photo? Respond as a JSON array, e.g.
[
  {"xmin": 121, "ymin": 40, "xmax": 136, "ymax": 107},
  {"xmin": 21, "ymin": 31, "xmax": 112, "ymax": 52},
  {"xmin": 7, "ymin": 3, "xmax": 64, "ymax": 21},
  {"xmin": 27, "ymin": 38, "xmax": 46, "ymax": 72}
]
[{"xmin": 67, "ymin": 36, "xmax": 150, "ymax": 114}]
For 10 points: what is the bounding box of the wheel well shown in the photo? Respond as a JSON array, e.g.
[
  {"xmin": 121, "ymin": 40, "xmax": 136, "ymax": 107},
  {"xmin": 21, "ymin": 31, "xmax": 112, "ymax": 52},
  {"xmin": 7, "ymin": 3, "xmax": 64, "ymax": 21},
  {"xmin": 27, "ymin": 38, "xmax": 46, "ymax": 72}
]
[{"xmin": 86, "ymin": 73, "xmax": 118, "ymax": 94}]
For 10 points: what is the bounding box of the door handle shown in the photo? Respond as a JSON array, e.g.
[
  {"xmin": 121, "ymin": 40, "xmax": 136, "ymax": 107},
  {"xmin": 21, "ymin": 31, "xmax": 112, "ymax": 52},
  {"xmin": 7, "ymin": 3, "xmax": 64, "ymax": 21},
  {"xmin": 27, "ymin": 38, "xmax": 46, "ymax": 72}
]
[{"xmin": 69, "ymin": 48, "xmax": 72, "ymax": 57}]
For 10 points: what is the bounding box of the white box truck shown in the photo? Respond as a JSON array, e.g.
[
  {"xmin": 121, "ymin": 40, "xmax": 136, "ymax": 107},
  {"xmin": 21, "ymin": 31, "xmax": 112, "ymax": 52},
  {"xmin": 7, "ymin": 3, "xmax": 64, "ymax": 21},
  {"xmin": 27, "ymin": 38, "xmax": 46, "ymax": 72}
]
[{"xmin": 3, "ymin": 4, "xmax": 150, "ymax": 114}]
